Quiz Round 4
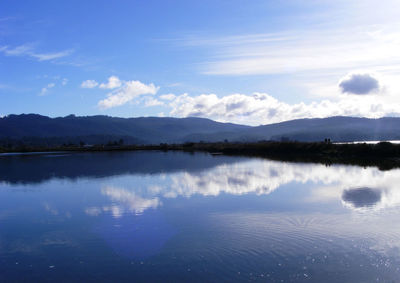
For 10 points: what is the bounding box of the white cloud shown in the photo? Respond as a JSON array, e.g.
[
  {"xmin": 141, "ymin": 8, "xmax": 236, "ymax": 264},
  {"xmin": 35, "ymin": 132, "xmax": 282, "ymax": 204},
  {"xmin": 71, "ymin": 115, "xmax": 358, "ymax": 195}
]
[
  {"xmin": 339, "ymin": 73, "xmax": 380, "ymax": 94},
  {"xmin": 3, "ymin": 44, "xmax": 32, "ymax": 56},
  {"xmin": 163, "ymin": 2, "xmax": 400, "ymax": 103},
  {"xmin": 0, "ymin": 43, "xmax": 73, "ymax": 61},
  {"xmin": 61, "ymin": 78, "xmax": 68, "ymax": 86},
  {"xmin": 39, "ymin": 82, "xmax": 55, "ymax": 96},
  {"xmin": 101, "ymin": 186, "xmax": 161, "ymax": 216},
  {"xmin": 176, "ymin": 0, "xmax": 400, "ymax": 78},
  {"xmin": 81, "ymin": 79, "xmax": 98, "ymax": 88},
  {"xmin": 195, "ymin": 26, "xmax": 400, "ymax": 76},
  {"xmin": 99, "ymin": 76, "xmax": 122, "ymax": 89},
  {"xmin": 43, "ymin": 202, "xmax": 58, "ymax": 215},
  {"xmin": 159, "ymin": 93, "xmax": 176, "ymax": 100},
  {"xmin": 98, "ymin": 79, "xmax": 159, "ymax": 109},
  {"xmin": 144, "ymin": 97, "xmax": 164, "ymax": 107},
  {"xmin": 85, "ymin": 207, "xmax": 102, "ymax": 216},
  {"xmin": 166, "ymin": 92, "xmax": 400, "ymax": 125},
  {"xmin": 31, "ymin": 50, "xmax": 73, "ymax": 61}
]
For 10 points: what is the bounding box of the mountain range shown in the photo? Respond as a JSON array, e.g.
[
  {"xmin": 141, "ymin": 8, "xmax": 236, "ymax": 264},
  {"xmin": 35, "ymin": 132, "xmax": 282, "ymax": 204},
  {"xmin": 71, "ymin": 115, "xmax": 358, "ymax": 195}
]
[{"xmin": 1, "ymin": 114, "xmax": 400, "ymax": 146}]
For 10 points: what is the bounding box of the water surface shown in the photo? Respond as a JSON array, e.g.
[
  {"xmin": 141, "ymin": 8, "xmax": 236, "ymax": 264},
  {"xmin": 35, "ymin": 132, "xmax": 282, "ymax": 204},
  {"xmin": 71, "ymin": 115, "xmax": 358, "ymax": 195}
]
[{"xmin": 1, "ymin": 151, "xmax": 400, "ymax": 282}]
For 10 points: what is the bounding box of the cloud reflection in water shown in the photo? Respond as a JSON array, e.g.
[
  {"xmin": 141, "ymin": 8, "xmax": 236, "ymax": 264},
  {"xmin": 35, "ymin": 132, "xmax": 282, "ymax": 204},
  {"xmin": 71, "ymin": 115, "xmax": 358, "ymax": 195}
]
[
  {"xmin": 91, "ymin": 159, "xmax": 400, "ymax": 216},
  {"xmin": 342, "ymin": 187, "xmax": 382, "ymax": 210},
  {"xmin": 86, "ymin": 186, "xmax": 161, "ymax": 218}
]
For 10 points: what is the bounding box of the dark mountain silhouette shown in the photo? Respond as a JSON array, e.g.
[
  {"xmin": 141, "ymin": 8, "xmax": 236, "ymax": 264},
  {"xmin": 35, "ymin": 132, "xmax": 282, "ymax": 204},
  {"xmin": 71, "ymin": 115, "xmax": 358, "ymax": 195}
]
[
  {"xmin": 1, "ymin": 114, "xmax": 400, "ymax": 146},
  {"xmin": 0, "ymin": 114, "xmax": 249, "ymax": 146}
]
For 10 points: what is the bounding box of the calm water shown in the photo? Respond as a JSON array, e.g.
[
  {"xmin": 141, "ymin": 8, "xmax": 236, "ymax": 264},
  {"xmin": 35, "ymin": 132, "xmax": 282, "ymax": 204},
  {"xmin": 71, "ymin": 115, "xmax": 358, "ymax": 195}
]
[{"xmin": 1, "ymin": 151, "xmax": 400, "ymax": 282}]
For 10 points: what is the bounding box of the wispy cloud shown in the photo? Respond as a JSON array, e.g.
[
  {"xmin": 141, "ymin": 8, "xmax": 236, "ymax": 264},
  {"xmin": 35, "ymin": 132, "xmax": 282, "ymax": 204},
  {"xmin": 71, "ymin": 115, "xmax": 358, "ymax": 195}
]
[
  {"xmin": 38, "ymin": 77, "xmax": 68, "ymax": 96},
  {"xmin": 31, "ymin": 50, "xmax": 73, "ymax": 61},
  {"xmin": 0, "ymin": 17, "xmax": 16, "ymax": 22},
  {"xmin": 189, "ymin": 26, "xmax": 400, "ymax": 76},
  {"xmin": 144, "ymin": 97, "xmax": 164, "ymax": 107},
  {"xmin": 61, "ymin": 78, "xmax": 68, "ymax": 86},
  {"xmin": 81, "ymin": 80, "xmax": 99, "ymax": 89},
  {"xmin": 0, "ymin": 43, "xmax": 73, "ymax": 61},
  {"xmin": 39, "ymin": 83, "xmax": 55, "ymax": 96},
  {"xmin": 159, "ymin": 94, "xmax": 176, "ymax": 101},
  {"xmin": 0, "ymin": 83, "xmax": 9, "ymax": 89},
  {"xmin": 172, "ymin": 0, "xmax": 400, "ymax": 81}
]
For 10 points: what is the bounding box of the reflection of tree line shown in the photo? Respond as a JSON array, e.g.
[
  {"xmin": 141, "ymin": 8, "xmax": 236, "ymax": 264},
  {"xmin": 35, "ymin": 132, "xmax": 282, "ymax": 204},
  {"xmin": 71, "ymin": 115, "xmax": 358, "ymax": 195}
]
[
  {"xmin": 2, "ymin": 141, "xmax": 400, "ymax": 170},
  {"xmin": 0, "ymin": 151, "xmax": 240, "ymax": 184},
  {"xmin": 186, "ymin": 141, "xmax": 400, "ymax": 170},
  {"xmin": 2, "ymin": 149, "xmax": 398, "ymax": 212}
]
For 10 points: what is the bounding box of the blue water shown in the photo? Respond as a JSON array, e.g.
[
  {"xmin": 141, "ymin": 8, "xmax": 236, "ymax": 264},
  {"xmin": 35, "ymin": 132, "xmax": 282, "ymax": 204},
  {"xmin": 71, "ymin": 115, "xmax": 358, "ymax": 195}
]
[{"xmin": 1, "ymin": 151, "xmax": 400, "ymax": 282}]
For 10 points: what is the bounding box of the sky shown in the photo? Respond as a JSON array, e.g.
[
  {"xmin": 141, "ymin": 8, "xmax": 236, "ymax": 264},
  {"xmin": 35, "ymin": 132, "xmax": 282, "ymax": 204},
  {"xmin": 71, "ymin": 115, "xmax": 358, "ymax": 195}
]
[{"xmin": 1, "ymin": 0, "xmax": 400, "ymax": 125}]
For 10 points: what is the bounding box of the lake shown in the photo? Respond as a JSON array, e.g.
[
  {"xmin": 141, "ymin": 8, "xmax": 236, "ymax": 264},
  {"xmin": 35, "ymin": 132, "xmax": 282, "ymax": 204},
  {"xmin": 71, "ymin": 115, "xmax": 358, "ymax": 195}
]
[{"xmin": 1, "ymin": 151, "xmax": 400, "ymax": 282}]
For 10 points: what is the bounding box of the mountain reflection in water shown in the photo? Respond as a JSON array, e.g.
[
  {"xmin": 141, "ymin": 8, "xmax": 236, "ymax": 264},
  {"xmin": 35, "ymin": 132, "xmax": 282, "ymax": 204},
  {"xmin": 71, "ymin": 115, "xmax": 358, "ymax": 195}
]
[{"xmin": 1, "ymin": 151, "xmax": 400, "ymax": 282}]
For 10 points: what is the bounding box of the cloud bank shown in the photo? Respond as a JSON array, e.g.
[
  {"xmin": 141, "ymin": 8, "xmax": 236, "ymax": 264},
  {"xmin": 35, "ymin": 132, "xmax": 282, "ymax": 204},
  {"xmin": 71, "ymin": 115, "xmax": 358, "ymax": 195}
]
[
  {"xmin": 339, "ymin": 73, "xmax": 380, "ymax": 94},
  {"xmin": 164, "ymin": 92, "xmax": 400, "ymax": 125},
  {"xmin": 82, "ymin": 75, "xmax": 400, "ymax": 124}
]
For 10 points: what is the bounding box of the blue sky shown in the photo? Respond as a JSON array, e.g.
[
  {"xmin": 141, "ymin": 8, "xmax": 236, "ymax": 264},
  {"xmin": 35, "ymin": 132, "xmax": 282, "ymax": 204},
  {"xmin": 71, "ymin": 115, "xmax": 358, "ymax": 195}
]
[{"xmin": 1, "ymin": 0, "xmax": 400, "ymax": 125}]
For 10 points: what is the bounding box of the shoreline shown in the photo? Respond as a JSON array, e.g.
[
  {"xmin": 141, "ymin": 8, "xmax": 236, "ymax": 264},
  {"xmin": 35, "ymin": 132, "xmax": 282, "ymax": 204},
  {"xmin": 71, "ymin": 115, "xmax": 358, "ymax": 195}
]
[{"xmin": 2, "ymin": 141, "xmax": 400, "ymax": 170}]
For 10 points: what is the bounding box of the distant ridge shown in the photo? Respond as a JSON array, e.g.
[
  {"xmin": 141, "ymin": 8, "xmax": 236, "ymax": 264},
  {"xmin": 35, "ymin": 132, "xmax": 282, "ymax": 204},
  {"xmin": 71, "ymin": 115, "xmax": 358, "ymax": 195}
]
[{"xmin": 1, "ymin": 114, "xmax": 400, "ymax": 146}]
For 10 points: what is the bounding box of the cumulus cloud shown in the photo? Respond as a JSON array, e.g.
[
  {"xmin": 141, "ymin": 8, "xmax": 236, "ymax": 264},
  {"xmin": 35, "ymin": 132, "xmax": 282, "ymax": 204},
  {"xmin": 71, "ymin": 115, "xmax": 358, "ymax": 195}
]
[
  {"xmin": 39, "ymin": 83, "xmax": 55, "ymax": 96},
  {"xmin": 81, "ymin": 76, "xmax": 159, "ymax": 109},
  {"xmin": 81, "ymin": 79, "xmax": 98, "ymax": 88},
  {"xmin": 339, "ymin": 73, "xmax": 380, "ymax": 94},
  {"xmin": 98, "ymin": 80, "xmax": 159, "ymax": 109},
  {"xmin": 166, "ymin": 92, "xmax": 400, "ymax": 125},
  {"xmin": 99, "ymin": 76, "xmax": 122, "ymax": 89}
]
